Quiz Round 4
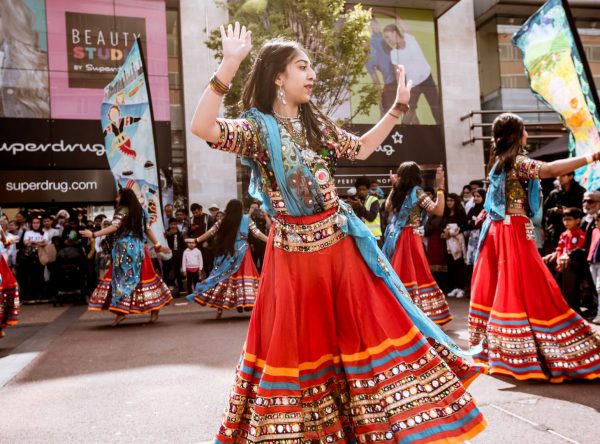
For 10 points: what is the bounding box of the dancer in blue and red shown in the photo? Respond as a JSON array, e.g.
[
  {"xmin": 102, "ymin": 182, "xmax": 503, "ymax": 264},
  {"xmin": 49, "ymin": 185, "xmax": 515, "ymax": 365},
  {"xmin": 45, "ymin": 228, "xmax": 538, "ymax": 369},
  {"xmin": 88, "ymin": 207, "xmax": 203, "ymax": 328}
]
[
  {"xmin": 190, "ymin": 22, "xmax": 486, "ymax": 442},
  {"xmin": 80, "ymin": 188, "xmax": 172, "ymax": 326},
  {"xmin": 469, "ymin": 112, "xmax": 600, "ymax": 382},
  {"xmin": 0, "ymin": 227, "xmax": 19, "ymax": 338},
  {"xmin": 383, "ymin": 162, "xmax": 452, "ymax": 325},
  {"xmin": 187, "ymin": 199, "xmax": 266, "ymax": 318}
]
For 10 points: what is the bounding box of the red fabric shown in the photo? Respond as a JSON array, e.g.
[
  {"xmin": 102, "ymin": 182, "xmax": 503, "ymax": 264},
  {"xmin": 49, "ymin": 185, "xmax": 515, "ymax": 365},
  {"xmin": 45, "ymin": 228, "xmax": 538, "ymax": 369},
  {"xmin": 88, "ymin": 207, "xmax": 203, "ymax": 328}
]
[
  {"xmin": 390, "ymin": 227, "xmax": 452, "ymax": 325},
  {"xmin": 193, "ymin": 249, "xmax": 259, "ymax": 311},
  {"xmin": 469, "ymin": 216, "xmax": 600, "ymax": 381},
  {"xmin": 215, "ymin": 211, "xmax": 486, "ymax": 443},
  {"xmin": 425, "ymin": 232, "xmax": 447, "ymax": 270},
  {"xmin": 0, "ymin": 255, "xmax": 19, "ymax": 331},
  {"xmin": 555, "ymin": 227, "xmax": 585, "ymax": 258},
  {"xmin": 118, "ymin": 139, "xmax": 136, "ymax": 158}
]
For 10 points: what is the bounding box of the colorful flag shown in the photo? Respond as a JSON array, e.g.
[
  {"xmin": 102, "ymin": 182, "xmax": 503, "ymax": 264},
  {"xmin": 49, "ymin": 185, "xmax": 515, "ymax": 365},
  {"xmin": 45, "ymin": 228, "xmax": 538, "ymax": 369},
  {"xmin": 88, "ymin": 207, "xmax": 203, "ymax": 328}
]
[
  {"xmin": 513, "ymin": 0, "xmax": 600, "ymax": 190},
  {"xmin": 101, "ymin": 39, "xmax": 168, "ymax": 252}
]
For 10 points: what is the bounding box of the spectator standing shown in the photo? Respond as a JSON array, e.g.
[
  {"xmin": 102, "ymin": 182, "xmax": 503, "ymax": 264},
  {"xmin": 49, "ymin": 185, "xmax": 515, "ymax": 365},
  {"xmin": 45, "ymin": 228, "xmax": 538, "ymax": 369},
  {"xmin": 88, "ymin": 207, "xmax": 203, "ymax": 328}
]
[
  {"xmin": 54, "ymin": 209, "xmax": 69, "ymax": 237},
  {"xmin": 163, "ymin": 203, "xmax": 175, "ymax": 228},
  {"xmin": 349, "ymin": 176, "xmax": 382, "ymax": 244},
  {"xmin": 588, "ymin": 210, "xmax": 600, "ymax": 324},
  {"xmin": 543, "ymin": 172, "xmax": 585, "ymax": 252},
  {"xmin": 175, "ymin": 208, "xmax": 190, "ymax": 239},
  {"xmin": 181, "ymin": 239, "xmax": 203, "ymax": 294},
  {"xmin": 442, "ymin": 193, "xmax": 467, "ymax": 298},
  {"xmin": 189, "ymin": 203, "xmax": 211, "ymax": 239},
  {"xmin": 465, "ymin": 188, "xmax": 487, "ymax": 267},
  {"xmin": 164, "ymin": 219, "xmax": 185, "ymax": 295},
  {"xmin": 19, "ymin": 216, "xmax": 45, "ymax": 303},
  {"xmin": 208, "ymin": 204, "xmax": 220, "ymax": 229}
]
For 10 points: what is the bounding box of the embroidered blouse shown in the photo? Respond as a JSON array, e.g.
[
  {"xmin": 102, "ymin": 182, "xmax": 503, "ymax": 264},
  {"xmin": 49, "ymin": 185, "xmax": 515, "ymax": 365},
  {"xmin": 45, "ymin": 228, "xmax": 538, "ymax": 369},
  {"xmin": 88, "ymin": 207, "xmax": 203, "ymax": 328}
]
[
  {"xmin": 210, "ymin": 117, "xmax": 362, "ymax": 216},
  {"xmin": 506, "ymin": 155, "xmax": 543, "ymax": 213},
  {"xmin": 406, "ymin": 188, "xmax": 436, "ymax": 227}
]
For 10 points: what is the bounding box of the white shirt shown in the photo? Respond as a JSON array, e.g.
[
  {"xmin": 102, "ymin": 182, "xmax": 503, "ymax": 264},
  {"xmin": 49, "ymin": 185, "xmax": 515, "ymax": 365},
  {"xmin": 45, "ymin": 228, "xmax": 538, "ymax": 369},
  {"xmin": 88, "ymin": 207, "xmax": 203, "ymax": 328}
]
[
  {"xmin": 24, "ymin": 230, "xmax": 44, "ymax": 244},
  {"xmin": 43, "ymin": 227, "xmax": 60, "ymax": 244},
  {"xmin": 390, "ymin": 33, "xmax": 431, "ymax": 85},
  {"xmin": 181, "ymin": 248, "xmax": 203, "ymax": 272}
]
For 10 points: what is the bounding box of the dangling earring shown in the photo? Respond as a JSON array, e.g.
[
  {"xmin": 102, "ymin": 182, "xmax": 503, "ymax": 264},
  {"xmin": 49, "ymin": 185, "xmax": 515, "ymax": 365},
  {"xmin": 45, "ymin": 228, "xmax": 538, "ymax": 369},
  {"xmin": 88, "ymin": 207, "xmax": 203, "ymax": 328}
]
[{"xmin": 278, "ymin": 86, "xmax": 287, "ymax": 105}]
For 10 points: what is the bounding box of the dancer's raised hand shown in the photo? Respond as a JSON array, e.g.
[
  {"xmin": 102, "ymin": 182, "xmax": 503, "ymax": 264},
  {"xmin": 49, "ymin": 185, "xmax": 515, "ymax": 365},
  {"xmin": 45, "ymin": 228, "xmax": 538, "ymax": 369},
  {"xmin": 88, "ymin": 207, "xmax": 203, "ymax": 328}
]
[
  {"xmin": 394, "ymin": 65, "xmax": 412, "ymax": 105},
  {"xmin": 435, "ymin": 165, "xmax": 445, "ymax": 190},
  {"xmin": 221, "ymin": 22, "xmax": 252, "ymax": 65}
]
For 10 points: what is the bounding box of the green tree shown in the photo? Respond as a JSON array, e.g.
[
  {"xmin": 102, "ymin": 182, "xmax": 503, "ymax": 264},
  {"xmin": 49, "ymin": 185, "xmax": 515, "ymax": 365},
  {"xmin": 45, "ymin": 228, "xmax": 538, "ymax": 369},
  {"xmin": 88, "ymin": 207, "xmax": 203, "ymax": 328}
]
[{"xmin": 206, "ymin": 0, "xmax": 378, "ymax": 123}]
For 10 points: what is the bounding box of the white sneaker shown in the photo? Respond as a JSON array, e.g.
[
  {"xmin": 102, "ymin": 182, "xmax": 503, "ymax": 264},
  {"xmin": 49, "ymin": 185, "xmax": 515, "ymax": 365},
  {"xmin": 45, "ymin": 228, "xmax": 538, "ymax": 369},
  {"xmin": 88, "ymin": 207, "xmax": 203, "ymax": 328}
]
[{"xmin": 455, "ymin": 289, "xmax": 466, "ymax": 299}]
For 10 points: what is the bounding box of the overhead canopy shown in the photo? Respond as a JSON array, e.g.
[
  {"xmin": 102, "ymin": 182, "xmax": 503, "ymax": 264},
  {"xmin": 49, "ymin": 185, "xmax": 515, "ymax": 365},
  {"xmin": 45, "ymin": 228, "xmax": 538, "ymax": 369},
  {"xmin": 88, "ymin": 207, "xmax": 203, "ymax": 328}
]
[{"xmin": 529, "ymin": 135, "xmax": 569, "ymax": 159}]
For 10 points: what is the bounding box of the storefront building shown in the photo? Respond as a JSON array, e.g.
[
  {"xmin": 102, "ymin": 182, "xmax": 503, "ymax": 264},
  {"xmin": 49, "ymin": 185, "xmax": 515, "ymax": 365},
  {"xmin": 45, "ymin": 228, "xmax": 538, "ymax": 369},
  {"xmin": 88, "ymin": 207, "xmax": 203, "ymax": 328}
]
[{"xmin": 1, "ymin": 0, "xmax": 598, "ymax": 216}]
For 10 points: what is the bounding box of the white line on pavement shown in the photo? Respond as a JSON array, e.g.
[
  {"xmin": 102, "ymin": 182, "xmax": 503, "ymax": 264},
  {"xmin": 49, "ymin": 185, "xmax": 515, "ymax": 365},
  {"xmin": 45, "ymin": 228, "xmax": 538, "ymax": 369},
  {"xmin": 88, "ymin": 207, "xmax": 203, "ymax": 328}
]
[{"xmin": 490, "ymin": 403, "xmax": 580, "ymax": 444}]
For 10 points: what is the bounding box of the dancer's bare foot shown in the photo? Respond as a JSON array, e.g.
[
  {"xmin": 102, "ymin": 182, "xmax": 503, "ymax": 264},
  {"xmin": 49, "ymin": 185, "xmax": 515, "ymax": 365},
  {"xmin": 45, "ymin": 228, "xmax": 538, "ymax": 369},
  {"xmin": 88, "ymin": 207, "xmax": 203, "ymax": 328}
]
[
  {"xmin": 216, "ymin": 309, "xmax": 223, "ymax": 319},
  {"xmin": 149, "ymin": 310, "xmax": 159, "ymax": 323},
  {"xmin": 112, "ymin": 314, "xmax": 127, "ymax": 327}
]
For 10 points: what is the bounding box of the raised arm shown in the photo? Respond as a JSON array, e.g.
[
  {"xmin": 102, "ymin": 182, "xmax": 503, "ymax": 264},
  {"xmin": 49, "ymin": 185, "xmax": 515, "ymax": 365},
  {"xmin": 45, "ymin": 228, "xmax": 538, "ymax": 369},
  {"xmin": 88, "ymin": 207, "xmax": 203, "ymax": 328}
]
[
  {"xmin": 425, "ymin": 166, "xmax": 446, "ymax": 217},
  {"xmin": 356, "ymin": 65, "xmax": 412, "ymax": 160},
  {"xmin": 539, "ymin": 152, "xmax": 600, "ymax": 179},
  {"xmin": 190, "ymin": 22, "xmax": 252, "ymax": 143}
]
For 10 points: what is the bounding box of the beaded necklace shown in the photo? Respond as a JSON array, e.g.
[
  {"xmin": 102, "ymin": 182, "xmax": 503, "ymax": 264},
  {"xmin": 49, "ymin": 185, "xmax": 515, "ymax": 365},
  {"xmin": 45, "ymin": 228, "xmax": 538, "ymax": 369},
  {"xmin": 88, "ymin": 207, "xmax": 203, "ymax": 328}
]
[{"xmin": 273, "ymin": 110, "xmax": 309, "ymax": 149}]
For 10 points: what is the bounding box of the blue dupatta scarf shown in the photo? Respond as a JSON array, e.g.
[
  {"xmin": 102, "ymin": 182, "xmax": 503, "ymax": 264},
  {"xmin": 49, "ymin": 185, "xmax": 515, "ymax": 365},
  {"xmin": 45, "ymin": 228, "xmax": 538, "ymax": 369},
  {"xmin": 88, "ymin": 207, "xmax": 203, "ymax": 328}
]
[
  {"xmin": 187, "ymin": 215, "xmax": 250, "ymax": 298},
  {"xmin": 240, "ymin": 108, "xmax": 474, "ymax": 356},
  {"xmin": 382, "ymin": 186, "xmax": 427, "ymax": 260},
  {"xmin": 474, "ymin": 160, "xmax": 541, "ymax": 263}
]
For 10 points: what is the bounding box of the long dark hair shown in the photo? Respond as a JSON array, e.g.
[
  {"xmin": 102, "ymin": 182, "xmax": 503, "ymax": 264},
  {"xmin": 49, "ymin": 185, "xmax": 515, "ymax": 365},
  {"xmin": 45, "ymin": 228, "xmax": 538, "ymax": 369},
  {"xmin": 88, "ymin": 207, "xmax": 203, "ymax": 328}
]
[
  {"xmin": 118, "ymin": 188, "xmax": 144, "ymax": 238},
  {"xmin": 241, "ymin": 38, "xmax": 336, "ymax": 152},
  {"xmin": 489, "ymin": 113, "xmax": 524, "ymax": 173},
  {"xmin": 213, "ymin": 199, "xmax": 244, "ymax": 257},
  {"xmin": 444, "ymin": 192, "xmax": 467, "ymax": 225},
  {"xmin": 391, "ymin": 161, "xmax": 423, "ymax": 212}
]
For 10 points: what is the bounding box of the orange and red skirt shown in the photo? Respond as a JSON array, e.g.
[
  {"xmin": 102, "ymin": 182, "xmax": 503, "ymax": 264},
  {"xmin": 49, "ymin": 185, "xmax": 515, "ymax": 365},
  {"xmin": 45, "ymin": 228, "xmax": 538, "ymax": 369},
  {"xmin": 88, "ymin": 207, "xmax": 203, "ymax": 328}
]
[
  {"xmin": 89, "ymin": 246, "xmax": 172, "ymax": 314},
  {"xmin": 0, "ymin": 255, "xmax": 19, "ymax": 337},
  {"xmin": 469, "ymin": 215, "xmax": 600, "ymax": 382},
  {"xmin": 390, "ymin": 227, "xmax": 452, "ymax": 325},
  {"xmin": 191, "ymin": 249, "xmax": 259, "ymax": 311},
  {"xmin": 215, "ymin": 210, "xmax": 486, "ymax": 443}
]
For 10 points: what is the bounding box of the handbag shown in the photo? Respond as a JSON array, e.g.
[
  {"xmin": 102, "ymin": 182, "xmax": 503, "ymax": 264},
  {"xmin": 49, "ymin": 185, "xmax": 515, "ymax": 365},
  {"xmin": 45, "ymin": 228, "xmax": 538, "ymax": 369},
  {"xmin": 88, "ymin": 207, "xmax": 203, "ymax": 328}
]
[{"xmin": 38, "ymin": 243, "xmax": 57, "ymax": 266}]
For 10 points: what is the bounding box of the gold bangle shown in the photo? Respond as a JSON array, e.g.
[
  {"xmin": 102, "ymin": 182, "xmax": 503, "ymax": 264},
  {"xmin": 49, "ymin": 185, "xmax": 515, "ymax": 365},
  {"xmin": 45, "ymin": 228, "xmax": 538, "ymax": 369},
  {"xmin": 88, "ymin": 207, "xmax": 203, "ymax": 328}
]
[
  {"xmin": 209, "ymin": 74, "xmax": 229, "ymax": 95},
  {"xmin": 436, "ymin": 189, "xmax": 444, "ymax": 194},
  {"xmin": 154, "ymin": 242, "xmax": 160, "ymax": 248},
  {"xmin": 586, "ymin": 154, "xmax": 595, "ymax": 164}
]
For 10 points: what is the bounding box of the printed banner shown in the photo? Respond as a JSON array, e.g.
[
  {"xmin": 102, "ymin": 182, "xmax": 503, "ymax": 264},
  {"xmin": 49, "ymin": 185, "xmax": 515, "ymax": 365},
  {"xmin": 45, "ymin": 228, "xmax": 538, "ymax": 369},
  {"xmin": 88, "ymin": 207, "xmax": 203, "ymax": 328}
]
[
  {"xmin": 101, "ymin": 39, "xmax": 166, "ymax": 248},
  {"xmin": 513, "ymin": 0, "xmax": 600, "ymax": 190}
]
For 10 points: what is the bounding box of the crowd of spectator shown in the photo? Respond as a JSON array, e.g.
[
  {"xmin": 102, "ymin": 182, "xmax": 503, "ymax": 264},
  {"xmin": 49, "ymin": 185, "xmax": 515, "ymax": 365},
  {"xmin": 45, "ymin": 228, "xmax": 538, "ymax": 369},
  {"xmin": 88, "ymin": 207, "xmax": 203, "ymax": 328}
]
[{"xmin": 1, "ymin": 170, "xmax": 598, "ymax": 323}]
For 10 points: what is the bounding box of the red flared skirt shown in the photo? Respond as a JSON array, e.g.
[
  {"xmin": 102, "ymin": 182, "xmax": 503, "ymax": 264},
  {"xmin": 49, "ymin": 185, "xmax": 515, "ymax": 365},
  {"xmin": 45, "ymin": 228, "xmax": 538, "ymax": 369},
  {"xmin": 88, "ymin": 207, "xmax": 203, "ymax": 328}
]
[
  {"xmin": 0, "ymin": 255, "xmax": 19, "ymax": 335},
  {"xmin": 89, "ymin": 247, "xmax": 172, "ymax": 314},
  {"xmin": 215, "ymin": 211, "xmax": 486, "ymax": 443},
  {"xmin": 192, "ymin": 249, "xmax": 259, "ymax": 311},
  {"xmin": 390, "ymin": 228, "xmax": 452, "ymax": 325},
  {"xmin": 469, "ymin": 216, "xmax": 600, "ymax": 382}
]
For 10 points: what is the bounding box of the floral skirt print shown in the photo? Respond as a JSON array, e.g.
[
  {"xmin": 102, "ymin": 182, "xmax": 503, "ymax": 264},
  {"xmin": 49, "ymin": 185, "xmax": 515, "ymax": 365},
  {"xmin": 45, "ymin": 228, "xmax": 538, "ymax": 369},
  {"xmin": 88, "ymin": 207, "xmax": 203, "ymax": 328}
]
[{"xmin": 215, "ymin": 210, "xmax": 486, "ymax": 443}]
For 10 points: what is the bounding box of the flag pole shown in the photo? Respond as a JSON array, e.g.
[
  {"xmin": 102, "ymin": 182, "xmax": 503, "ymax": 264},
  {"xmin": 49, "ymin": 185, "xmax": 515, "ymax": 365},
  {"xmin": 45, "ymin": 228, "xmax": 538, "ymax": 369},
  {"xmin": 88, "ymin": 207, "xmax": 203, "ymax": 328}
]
[{"xmin": 135, "ymin": 36, "xmax": 165, "ymax": 211}]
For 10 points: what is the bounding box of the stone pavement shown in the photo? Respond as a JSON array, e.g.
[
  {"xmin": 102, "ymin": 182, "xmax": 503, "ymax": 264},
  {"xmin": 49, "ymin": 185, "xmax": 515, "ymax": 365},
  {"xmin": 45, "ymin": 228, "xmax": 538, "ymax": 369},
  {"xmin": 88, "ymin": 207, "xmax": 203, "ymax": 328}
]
[{"xmin": 0, "ymin": 299, "xmax": 598, "ymax": 443}]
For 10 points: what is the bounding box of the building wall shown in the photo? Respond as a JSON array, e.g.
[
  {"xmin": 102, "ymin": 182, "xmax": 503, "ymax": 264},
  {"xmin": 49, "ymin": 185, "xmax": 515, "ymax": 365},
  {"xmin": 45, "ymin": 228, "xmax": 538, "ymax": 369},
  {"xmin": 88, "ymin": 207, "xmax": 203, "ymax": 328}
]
[
  {"xmin": 180, "ymin": 0, "xmax": 236, "ymax": 210},
  {"xmin": 438, "ymin": 0, "xmax": 486, "ymax": 191}
]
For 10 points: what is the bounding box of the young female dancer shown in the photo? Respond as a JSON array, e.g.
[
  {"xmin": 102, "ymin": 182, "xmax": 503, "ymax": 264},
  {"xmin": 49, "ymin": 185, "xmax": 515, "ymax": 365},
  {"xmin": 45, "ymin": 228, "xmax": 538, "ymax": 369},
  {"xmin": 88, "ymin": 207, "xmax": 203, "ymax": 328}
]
[
  {"xmin": 187, "ymin": 199, "xmax": 266, "ymax": 318},
  {"xmin": 382, "ymin": 162, "xmax": 452, "ymax": 325},
  {"xmin": 80, "ymin": 188, "xmax": 172, "ymax": 326},
  {"xmin": 470, "ymin": 112, "xmax": 600, "ymax": 382},
  {"xmin": 191, "ymin": 22, "xmax": 486, "ymax": 442}
]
